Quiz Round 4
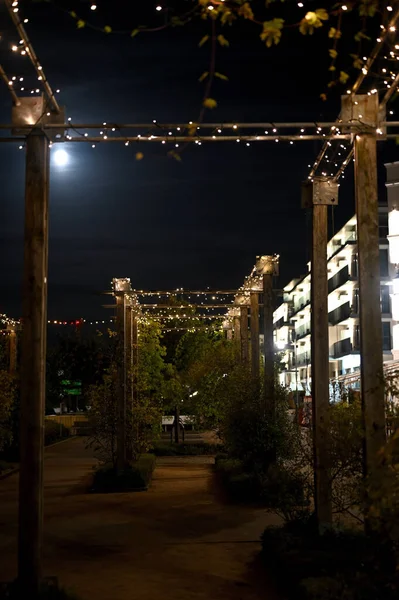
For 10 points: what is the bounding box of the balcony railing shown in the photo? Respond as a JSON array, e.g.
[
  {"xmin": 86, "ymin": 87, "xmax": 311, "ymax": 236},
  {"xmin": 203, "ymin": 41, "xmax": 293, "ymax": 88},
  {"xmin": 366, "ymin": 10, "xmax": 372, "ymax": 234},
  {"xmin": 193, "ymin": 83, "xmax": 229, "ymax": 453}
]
[
  {"xmin": 295, "ymin": 322, "xmax": 311, "ymax": 340},
  {"xmin": 328, "ymin": 265, "xmax": 351, "ymax": 294},
  {"xmin": 292, "ymin": 293, "xmax": 310, "ymax": 315},
  {"xmin": 328, "ymin": 301, "xmax": 352, "ymax": 325},
  {"xmin": 296, "ymin": 352, "xmax": 309, "ymax": 367},
  {"xmin": 330, "ymin": 337, "xmax": 359, "ymax": 359}
]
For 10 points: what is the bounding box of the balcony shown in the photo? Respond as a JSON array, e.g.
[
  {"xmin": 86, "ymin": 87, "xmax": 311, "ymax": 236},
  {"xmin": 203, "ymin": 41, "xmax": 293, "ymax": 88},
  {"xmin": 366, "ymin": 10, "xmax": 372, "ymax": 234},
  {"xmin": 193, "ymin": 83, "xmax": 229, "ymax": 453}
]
[
  {"xmin": 291, "ymin": 293, "xmax": 310, "ymax": 316},
  {"xmin": 328, "ymin": 265, "xmax": 352, "ymax": 294},
  {"xmin": 330, "ymin": 337, "xmax": 359, "ymax": 359},
  {"xmin": 296, "ymin": 352, "xmax": 309, "ymax": 367},
  {"xmin": 295, "ymin": 322, "xmax": 311, "ymax": 340},
  {"xmin": 328, "ymin": 301, "xmax": 353, "ymax": 325}
]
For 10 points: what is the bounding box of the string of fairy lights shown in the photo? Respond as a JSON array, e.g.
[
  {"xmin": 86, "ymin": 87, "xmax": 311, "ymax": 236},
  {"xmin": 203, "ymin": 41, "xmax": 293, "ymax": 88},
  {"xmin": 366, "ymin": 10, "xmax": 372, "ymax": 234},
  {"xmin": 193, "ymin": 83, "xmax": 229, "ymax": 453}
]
[{"xmin": 0, "ymin": 1, "xmax": 398, "ymax": 185}]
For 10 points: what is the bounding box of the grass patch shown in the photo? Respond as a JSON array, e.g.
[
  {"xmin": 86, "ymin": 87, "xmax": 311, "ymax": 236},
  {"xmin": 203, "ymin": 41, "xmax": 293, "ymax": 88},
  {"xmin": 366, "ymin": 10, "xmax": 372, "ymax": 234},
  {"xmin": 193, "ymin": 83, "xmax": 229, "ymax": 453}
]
[
  {"xmin": 91, "ymin": 453, "xmax": 156, "ymax": 493},
  {"xmin": 151, "ymin": 442, "xmax": 223, "ymax": 456}
]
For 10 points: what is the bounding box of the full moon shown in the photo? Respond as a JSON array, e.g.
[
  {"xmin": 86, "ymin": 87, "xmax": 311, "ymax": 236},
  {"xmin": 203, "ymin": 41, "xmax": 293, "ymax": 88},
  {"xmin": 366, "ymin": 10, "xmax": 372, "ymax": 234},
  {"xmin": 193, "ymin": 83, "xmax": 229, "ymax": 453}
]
[{"xmin": 53, "ymin": 149, "xmax": 69, "ymax": 166}]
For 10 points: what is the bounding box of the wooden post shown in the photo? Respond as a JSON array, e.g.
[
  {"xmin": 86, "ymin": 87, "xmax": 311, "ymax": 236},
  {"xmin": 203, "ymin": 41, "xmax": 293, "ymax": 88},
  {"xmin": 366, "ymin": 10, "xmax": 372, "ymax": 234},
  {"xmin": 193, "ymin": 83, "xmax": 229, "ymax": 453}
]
[
  {"xmin": 18, "ymin": 131, "xmax": 49, "ymax": 594},
  {"xmin": 115, "ymin": 292, "xmax": 126, "ymax": 471},
  {"xmin": 350, "ymin": 95, "xmax": 386, "ymax": 474},
  {"xmin": 233, "ymin": 310, "xmax": 241, "ymax": 361},
  {"xmin": 174, "ymin": 404, "xmax": 180, "ymax": 444},
  {"xmin": 125, "ymin": 302, "xmax": 133, "ymax": 461},
  {"xmin": 255, "ymin": 258, "xmax": 278, "ymax": 414},
  {"xmin": 302, "ymin": 179, "xmax": 337, "ymax": 530},
  {"xmin": 240, "ymin": 305, "xmax": 249, "ymax": 363},
  {"xmin": 250, "ymin": 292, "xmax": 260, "ymax": 379},
  {"xmin": 8, "ymin": 324, "xmax": 18, "ymax": 375}
]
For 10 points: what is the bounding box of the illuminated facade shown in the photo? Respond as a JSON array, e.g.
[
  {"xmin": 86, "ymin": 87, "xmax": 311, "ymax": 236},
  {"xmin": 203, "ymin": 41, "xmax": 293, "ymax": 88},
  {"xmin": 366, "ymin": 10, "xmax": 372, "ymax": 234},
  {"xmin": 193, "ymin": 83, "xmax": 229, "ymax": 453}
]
[{"xmin": 275, "ymin": 161, "xmax": 399, "ymax": 392}]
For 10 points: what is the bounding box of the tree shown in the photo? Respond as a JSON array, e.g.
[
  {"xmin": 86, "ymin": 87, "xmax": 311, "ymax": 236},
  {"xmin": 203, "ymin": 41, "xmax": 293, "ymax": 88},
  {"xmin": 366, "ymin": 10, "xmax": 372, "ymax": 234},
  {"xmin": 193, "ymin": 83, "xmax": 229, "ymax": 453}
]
[{"xmin": 86, "ymin": 319, "xmax": 166, "ymax": 465}]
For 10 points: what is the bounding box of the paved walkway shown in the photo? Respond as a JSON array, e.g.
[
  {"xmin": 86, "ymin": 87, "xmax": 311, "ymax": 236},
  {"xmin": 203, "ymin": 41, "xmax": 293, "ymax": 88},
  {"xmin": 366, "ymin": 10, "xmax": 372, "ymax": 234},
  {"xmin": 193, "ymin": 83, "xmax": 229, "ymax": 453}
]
[{"xmin": 0, "ymin": 438, "xmax": 282, "ymax": 600}]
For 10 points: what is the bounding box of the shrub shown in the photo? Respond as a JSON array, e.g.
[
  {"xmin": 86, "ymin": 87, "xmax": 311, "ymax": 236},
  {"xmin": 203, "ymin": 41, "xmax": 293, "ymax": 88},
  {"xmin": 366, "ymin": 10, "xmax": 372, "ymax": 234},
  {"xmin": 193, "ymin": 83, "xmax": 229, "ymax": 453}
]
[
  {"xmin": 91, "ymin": 453, "xmax": 156, "ymax": 493},
  {"xmin": 151, "ymin": 442, "xmax": 223, "ymax": 456},
  {"xmin": 215, "ymin": 457, "xmax": 259, "ymax": 500},
  {"xmin": 44, "ymin": 420, "xmax": 70, "ymax": 446}
]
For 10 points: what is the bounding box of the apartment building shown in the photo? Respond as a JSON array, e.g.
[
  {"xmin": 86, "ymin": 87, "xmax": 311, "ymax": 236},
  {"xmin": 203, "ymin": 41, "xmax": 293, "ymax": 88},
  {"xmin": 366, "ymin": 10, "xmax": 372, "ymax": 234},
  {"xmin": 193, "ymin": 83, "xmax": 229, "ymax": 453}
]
[{"xmin": 274, "ymin": 162, "xmax": 398, "ymax": 392}]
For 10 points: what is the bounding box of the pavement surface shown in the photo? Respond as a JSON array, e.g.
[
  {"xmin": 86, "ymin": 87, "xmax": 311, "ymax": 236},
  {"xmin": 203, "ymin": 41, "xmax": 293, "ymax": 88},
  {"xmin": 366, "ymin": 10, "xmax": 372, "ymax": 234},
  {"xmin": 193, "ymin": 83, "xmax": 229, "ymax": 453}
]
[{"xmin": 0, "ymin": 438, "xmax": 282, "ymax": 600}]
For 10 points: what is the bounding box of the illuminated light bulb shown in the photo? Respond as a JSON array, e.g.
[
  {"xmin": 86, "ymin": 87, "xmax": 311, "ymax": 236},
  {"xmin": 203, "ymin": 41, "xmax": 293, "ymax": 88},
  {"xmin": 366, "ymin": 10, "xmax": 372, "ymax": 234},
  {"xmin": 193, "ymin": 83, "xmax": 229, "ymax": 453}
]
[
  {"xmin": 84, "ymin": 133, "xmax": 88, "ymax": 137},
  {"xmin": 301, "ymin": 128, "xmax": 305, "ymax": 132},
  {"xmin": 11, "ymin": 45, "xmax": 18, "ymax": 51},
  {"xmin": 388, "ymin": 5, "xmax": 393, "ymax": 10},
  {"xmin": 382, "ymin": 68, "xmax": 387, "ymax": 72},
  {"xmin": 177, "ymin": 127, "xmax": 180, "ymax": 131},
  {"xmin": 207, "ymin": 4, "xmax": 214, "ymax": 10},
  {"xmin": 390, "ymin": 26, "xmax": 396, "ymax": 32},
  {"xmin": 56, "ymin": 89, "xmax": 60, "ymax": 93},
  {"xmin": 342, "ymin": 4, "xmax": 348, "ymax": 10},
  {"xmin": 38, "ymin": 65, "xmax": 42, "ymax": 70},
  {"xmin": 175, "ymin": 143, "xmax": 179, "ymax": 147},
  {"xmin": 275, "ymin": 138, "xmax": 279, "ymax": 143},
  {"xmin": 12, "ymin": 76, "xmax": 16, "ymax": 81},
  {"xmin": 46, "ymin": 112, "xmax": 50, "ymax": 116},
  {"xmin": 273, "ymin": 128, "xmax": 277, "ymax": 133},
  {"xmin": 92, "ymin": 144, "xmax": 95, "ymax": 148},
  {"xmin": 377, "ymin": 38, "xmax": 382, "ymax": 42},
  {"xmin": 19, "ymin": 77, "xmax": 23, "ymax": 81},
  {"xmin": 100, "ymin": 130, "xmax": 103, "ymax": 134},
  {"xmin": 198, "ymin": 141, "xmax": 202, "ymax": 145},
  {"xmin": 217, "ymin": 129, "xmax": 222, "ymax": 133},
  {"xmin": 18, "ymin": 145, "xmax": 23, "ymax": 150},
  {"xmin": 38, "ymin": 76, "xmax": 42, "ymax": 81},
  {"xmin": 103, "ymin": 135, "xmax": 108, "ymax": 139},
  {"xmin": 24, "ymin": 18, "xmax": 28, "ymax": 23},
  {"xmin": 13, "ymin": 8, "xmax": 19, "ymax": 12},
  {"xmin": 168, "ymin": 131, "xmax": 172, "ymax": 135},
  {"xmin": 298, "ymin": 2, "xmax": 303, "ymax": 6},
  {"xmin": 35, "ymin": 88, "xmax": 39, "ymax": 93},
  {"xmin": 236, "ymin": 138, "xmax": 240, "ymax": 142},
  {"xmin": 21, "ymin": 50, "xmax": 26, "ymax": 55},
  {"xmin": 103, "ymin": 122, "xmax": 106, "ymax": 126},
  {"xmin": 20, "ymin": 87, "xmax": 24, "ymax": 90},
  {"xmin": 91, "ymin": 4, "xmax": 97, "ymax": 10},
  {"xmin": 68, "ymin": 117, "xmax": 72, "ymax": 121},
  {"xmin": 162, "ymin": 140, "xmax": 166, "ymax": 144},
  {"xmin": 390, "ymin": 110, "xmax": 394, "ymax": 115},
  {"xmin": 290, "ymin": 141, "xmax": 294, "ymax": 145},
  {"xmin": 233, "ymin": 124, "xmax": 237, "ymax": 129},
  {"xmin": 346, "ymin": 89, "xmax": 351, "ymax": 94},
  {"xmin": 156, "ymin": 5, "xmax": 162, "ymax": 11},
  {"xmin": 125, "ymin": 140, "xmax": 129, "ymax": 146}
]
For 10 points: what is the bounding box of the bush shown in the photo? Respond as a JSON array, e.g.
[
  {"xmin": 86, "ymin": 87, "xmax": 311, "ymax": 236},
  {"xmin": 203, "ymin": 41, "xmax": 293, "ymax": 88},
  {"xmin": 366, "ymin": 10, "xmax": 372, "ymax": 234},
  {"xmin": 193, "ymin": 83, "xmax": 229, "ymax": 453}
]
[
  {"xmin": 0, "ymin": 579, "xmax": 79, "ymax": 599},
  {"xmin": 44, "ymin": 420, "xmax": 70, "ymax": 446},
  {"xmin": 91, "ymin": 453, "xmax": 156, "ymax": 493},
  {"xmin": 151, "ymin": 442, "xmax": 223, "ymax": 456},
  {"xmin": 215, "ymin": 457, "xmax": 259, "ymax": 501},
  {"xmin": 261, "ymin": 519, "xmax": 398, "ymax": 599}
]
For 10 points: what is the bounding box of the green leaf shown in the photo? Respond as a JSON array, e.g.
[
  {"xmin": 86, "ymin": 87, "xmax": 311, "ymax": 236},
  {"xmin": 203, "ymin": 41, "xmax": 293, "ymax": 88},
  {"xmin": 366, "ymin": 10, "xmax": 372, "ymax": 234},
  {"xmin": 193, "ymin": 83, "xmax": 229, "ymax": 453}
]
[
  {"xmin": 69, "ymin": 10, "xmax": 77, "ymax": 18},
  {"xmin": 104, "ymin": 25, "xmax": 112, "ymax": 34},
  {"xmin": 359, "ymin": 0, "xmax": 378, "ymax": 17},
  {"xmin": 131, "ymin": 29, "xmax": 140, "ymax": 38},
  {"xmin": 260, "ymin": 18, "xmax": 284, "ymax": 47},
  {"xmin": 339, "ymin": 71, "xmax": 350, "ymax": 84},
  {"xmin": 300, "ymin": 9, "xmax": 328, "ymax": 35},
  {"xmin": 76, "ymin": 19, "xmax": 85, "ymax": 29},
  {"xmin": 217, "ymin": 34, "xmax": 230, "ymax": 47},
  {"xmin": 203, "ymin": 97, "xmax": 217, "ymax": 109},
  {"xmin": 328, "ymin": 27, "xmax": 342, "ymax": 39},
  {"xmin": 198, "ymin": 35, "xmax": 209, "ymax": 47},
  {"xmin": 198, "ymin": 71, "xmax": 209, "ymax": 82},
  {"xmin": 329, "ymin": 48, "xmax": 338, "ymax": 59},
  {"xmin": 168, "ymin": 150, "xmax": 182, "ymax": 162},
  {"xmin": 215, "ymin": 72, "xmax": 229, "ymax": 81},
  {"xmin": 329, "ymin": 65, "xmax": 336, "ymax": 72}
]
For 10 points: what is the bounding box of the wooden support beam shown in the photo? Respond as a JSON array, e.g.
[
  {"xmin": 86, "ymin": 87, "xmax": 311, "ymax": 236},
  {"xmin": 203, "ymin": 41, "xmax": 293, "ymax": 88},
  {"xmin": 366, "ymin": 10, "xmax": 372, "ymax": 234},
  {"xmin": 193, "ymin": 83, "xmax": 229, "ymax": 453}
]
[
  {"xmin": 250, "ymin": 293, "xmax": 260, "ymax": 379},
  {"xmin": 302, "ymin": 178, "xmax": 336, "ymax": 530},
  {"xmin": 18, "ymin": 131, "xmax": 49, "ymax": 594},
  {"xmin": 263, "ymin": 273, "xmax": 275, "ymax": 412},
  {"xmin": 115, "ymin": 293, "xmax": 127, "ymax": 471},
  {"xmin": 350, "ymin": 95, "xmax": 387, "ymax": 475},
  {"xmin": 240, "ymin": 306, "xmax": 249, "ymax": 364}
]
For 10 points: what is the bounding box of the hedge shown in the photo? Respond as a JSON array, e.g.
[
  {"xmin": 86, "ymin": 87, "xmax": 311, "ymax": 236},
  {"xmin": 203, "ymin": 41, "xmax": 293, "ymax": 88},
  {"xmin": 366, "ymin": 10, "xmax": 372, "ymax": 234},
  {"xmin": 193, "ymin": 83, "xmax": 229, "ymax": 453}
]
[{"xmin": 91, "ymin": 453, "xmax": 156, "ymax": 493}]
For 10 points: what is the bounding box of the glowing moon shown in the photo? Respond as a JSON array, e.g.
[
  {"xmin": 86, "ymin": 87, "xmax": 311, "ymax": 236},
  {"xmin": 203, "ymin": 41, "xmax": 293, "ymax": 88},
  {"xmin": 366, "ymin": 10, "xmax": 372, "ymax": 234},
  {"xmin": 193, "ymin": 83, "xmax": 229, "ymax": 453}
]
[{"xmin": 53, "ymin": 149, "xmax": 69, "ymax": 166}]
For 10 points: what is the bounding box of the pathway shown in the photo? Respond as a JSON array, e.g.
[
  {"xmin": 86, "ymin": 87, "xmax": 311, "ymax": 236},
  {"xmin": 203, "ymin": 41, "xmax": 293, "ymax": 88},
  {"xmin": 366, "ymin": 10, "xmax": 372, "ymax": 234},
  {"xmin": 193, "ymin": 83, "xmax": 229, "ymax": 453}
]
[{"xmin": 0, "ymin": 438, "xmax": 282, "ymax": 600}]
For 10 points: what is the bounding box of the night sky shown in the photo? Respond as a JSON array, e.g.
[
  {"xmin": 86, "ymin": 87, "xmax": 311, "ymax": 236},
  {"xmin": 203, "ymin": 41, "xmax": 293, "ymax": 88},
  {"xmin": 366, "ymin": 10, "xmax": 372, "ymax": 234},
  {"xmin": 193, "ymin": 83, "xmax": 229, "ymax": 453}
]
[{"xmin": 0, "ymin": 1, "xmax": 397, "ymax": 320}]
